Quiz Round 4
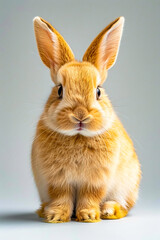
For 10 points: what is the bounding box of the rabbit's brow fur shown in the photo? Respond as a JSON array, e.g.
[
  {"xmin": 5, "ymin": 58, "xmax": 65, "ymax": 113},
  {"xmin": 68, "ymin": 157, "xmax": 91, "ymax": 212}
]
[{"xmin": 32, "ymin": 16, "xmax": 141, "ymax": 223}]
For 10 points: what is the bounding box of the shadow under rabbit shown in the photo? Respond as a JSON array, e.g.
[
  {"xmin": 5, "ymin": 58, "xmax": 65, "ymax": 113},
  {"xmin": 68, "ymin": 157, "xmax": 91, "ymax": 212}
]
[
  {"xmin": 0, "ymin": 210, "xmax": 132, "ymax": 225},
  {"xmin": 0, "ymin": 212, "xmax": 41, "ymax": 225}
]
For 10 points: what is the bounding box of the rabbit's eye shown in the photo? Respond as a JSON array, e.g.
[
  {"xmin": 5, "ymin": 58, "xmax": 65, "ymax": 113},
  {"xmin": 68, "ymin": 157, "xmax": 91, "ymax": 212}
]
[
  {"xmin": 58, "ymin": 84, "xmax": 63, "ymax": 98},
  {"xmin": 96, "ymin": 87, "xmax": 101, "ymax": 99}
]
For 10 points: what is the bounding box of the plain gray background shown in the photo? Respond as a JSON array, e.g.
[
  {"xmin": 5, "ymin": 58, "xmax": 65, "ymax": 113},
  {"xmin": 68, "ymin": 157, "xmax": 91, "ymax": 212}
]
[{"xmin": 0, "ymin": 0, "xmax": 160, "ymax": 239}]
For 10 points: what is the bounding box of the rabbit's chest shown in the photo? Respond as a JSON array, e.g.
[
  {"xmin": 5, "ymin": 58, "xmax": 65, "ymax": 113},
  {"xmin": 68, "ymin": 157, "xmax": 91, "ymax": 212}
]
[{"xmin": 48, "ymin": 143, "xmax": 110, "ymax": 184}]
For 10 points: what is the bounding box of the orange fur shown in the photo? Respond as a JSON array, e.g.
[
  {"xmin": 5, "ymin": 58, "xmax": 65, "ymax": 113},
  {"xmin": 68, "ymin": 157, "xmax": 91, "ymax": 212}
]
[{"xmin": 32, "ymin": 16, "xmax": 141, "ymax": 223}]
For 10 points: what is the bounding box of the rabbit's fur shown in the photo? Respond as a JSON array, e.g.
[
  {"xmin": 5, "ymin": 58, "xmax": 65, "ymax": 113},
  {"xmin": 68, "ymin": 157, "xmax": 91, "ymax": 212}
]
[{"xmin": 32, "ymin": 16, "xmax": 141, "ymax": 223}]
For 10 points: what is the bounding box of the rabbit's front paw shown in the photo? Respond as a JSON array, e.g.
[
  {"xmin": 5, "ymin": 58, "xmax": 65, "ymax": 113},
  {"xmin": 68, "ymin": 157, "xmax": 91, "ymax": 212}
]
[
  {"xmin": 101, "ymin": 201, "xmax": 128, "ymax": 219},
  {"xmin": 44, "ymin": 205, "xmax": 71, "ymax": 223},
  {"xmin": 76, "ymin": 208, "xmax": 100, "ymax": 222}
]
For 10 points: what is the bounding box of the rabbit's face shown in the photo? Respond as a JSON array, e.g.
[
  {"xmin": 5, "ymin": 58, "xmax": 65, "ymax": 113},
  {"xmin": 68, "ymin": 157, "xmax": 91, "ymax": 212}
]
[
  {"xmin": 34, "ymin": 16, "xmax": 124, "ymax": 136},
  {"xmin": 43, "ymin": 61, "xmax": 115, "ymax": 137}
]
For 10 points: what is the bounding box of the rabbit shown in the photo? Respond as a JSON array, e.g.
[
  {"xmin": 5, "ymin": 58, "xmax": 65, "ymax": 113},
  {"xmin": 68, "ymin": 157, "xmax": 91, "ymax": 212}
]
[{"xmin": 32, "ymin": 16, "xmax": 141, "ymax": 223}]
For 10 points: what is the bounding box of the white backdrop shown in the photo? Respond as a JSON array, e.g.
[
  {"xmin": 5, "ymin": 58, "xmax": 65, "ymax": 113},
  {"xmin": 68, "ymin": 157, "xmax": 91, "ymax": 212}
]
[{"xmin": 0, "ymin": 0, "xmax": 160, "ymax": 239}]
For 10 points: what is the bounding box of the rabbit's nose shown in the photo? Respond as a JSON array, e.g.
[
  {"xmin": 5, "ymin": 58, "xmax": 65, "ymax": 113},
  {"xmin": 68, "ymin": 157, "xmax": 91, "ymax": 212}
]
[
  {"xmin": 70, "ymin": 106, "xmax": 92, "ymax": 123},
  {"xmin": 70, "ymin": 114, "xmax": 92, "ymax": 123}
]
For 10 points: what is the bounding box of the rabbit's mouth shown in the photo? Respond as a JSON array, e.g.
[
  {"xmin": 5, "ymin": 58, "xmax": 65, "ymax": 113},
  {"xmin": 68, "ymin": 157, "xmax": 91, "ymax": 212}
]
[{"xmin": 76, "ymin": 122, "xmax": 84, "ymax": 131}]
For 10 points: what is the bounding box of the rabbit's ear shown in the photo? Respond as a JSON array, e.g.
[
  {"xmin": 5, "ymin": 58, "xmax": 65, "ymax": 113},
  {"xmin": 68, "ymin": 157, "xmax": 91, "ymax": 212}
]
[
  {"xmin": 83, "ymin": 17, "xmax": 124, "ymax": 83},
  {"xmin": 33, "ymin": 17, "xmax": 74, "ymax": 83}
]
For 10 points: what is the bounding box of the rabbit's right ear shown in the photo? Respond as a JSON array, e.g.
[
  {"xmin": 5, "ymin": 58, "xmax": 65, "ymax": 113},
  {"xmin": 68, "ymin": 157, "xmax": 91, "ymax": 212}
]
[{"xmin": 33, "ymin": 17, "xmax": 74, "ymax": 83}]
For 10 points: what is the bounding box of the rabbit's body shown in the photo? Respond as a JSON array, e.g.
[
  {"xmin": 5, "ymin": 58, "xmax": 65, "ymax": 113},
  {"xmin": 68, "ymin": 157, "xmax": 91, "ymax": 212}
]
[
  {"xmin": 32, "ymin": 114, "xmax": 140, "ymax": 210},
  {"xmin": 32, "ymin": 17, "xmax": 141, "ymax": 222}
]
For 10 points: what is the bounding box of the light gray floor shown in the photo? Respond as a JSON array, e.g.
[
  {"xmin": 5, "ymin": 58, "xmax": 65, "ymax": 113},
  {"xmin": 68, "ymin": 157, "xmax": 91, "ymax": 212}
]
[{"xmin": 1, "ymin": 205, "xmax": 160, "ymax": 240}]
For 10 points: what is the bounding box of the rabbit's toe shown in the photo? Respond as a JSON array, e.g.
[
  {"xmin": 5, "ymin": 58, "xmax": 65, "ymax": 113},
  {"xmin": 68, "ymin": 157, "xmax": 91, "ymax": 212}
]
[
  {"xmin": 44, "ymin": 205, "xmax": 71, "ymax": 223},
  {"xmin": 76, "ymin": 208, "xmax": 100, "ymax": 222}
]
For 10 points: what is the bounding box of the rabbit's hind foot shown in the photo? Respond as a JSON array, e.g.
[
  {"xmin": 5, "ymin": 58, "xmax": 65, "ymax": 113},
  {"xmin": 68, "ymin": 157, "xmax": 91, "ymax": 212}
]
[
  {"xmin": 36, "ymin": 202, "xmax": 47, "ymax": 218},
  {"xmin": 101, "ymin": 201, "xmax": 128, "ymax": 219}
]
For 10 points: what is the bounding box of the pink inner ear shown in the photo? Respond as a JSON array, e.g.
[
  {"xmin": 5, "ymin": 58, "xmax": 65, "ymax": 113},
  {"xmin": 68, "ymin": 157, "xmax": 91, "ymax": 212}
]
[
  {"xmin": 42, "ymin": 26, "xmax": 60, "ymax": 69},
  {"xmin": 99, "ymin": 20, "xmax": 124, "ymax": 70}
]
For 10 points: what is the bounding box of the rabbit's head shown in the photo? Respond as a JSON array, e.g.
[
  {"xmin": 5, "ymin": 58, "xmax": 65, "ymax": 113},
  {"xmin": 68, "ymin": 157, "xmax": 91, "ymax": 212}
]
[{"xmin": 33, "ymin": 17, "xmax": 124, "ymax": 137}]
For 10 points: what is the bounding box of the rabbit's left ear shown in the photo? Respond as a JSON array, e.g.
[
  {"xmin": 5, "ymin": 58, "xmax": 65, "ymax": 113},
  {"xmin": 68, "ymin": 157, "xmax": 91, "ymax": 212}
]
[{"xmin": 83, "ymin": 17, "xmax": 124, "ymax": 83}]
